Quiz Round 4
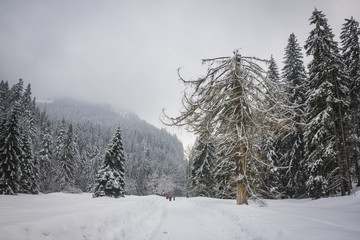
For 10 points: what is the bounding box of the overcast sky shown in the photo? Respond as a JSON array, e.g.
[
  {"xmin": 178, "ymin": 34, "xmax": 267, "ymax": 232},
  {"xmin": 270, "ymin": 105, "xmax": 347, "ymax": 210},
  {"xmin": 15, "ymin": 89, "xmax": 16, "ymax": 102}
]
[{"xmin": 1, "ymin": 0, "xmax": 359, "ymax": 148}]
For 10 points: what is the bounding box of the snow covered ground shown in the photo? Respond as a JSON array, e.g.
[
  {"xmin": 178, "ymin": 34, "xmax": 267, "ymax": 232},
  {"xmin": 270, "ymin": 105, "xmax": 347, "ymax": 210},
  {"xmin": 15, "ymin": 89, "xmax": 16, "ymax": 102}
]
[{"xmin": 0, "ymin": 191, "xmax": 359, "ymax": 240}]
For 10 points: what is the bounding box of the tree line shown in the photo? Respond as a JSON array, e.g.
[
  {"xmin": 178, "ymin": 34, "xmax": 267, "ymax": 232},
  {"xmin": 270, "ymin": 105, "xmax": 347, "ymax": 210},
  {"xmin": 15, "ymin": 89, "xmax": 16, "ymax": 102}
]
[
  {"xmin": 0, "ymin": 79, "xmax": 89, "ymax": 194},
  {"xmin": 1, "ymin": 9, "xmax": 359, "ymax": 203},
  {"xmin": 168, "ymin": 9, "xmax": 360, "ymax": 204},
  {"xmin": 0, "ymin": 82, "xmax": 186, "ymax": 196}
]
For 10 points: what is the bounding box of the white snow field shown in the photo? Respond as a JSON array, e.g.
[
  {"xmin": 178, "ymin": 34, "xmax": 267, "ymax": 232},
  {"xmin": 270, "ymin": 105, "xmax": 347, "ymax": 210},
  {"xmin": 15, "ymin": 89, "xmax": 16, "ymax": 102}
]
[{"xmin": 0, "ymin": 192, "xmax": 359, "ymax": 240}]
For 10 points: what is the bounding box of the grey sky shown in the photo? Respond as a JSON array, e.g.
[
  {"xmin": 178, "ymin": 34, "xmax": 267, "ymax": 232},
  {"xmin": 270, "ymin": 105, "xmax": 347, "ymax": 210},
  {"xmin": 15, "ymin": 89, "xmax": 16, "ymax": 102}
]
[{"xmin": 1, "ymin": 0, "xmax": 359, "ymax": 148}]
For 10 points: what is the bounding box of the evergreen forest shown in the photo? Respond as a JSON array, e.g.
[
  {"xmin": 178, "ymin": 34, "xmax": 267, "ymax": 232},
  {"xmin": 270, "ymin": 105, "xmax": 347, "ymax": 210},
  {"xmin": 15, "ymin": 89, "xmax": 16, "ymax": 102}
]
[
  {"xmin": 180, "ymin": 9, "xmax": 360, "ymax": 203},
  {"xmin": 1, "ymin": 9, "xmax": 360, "ymax": 204}
]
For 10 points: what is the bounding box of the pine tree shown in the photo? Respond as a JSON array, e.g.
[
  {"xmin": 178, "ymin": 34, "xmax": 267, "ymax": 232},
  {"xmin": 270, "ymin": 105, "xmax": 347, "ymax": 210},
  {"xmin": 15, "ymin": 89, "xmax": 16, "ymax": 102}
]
[
  {"xmin": 19, "ymin": 131, "xmax": 38, "ymax": 194},
  {"xmin": 0, "ymin": 81, "xmax": 9, "ymax": 148},
  {"xmin": 264, "ymin": 55, "xmax": 282, "ymax": 196},
  {"xmin": 189, "ymin": 135, "xmax": 215, "ymax": 197},
  {"xmin": 52, "ymin": 119, "xmax": 66, "ymax": 191},
  {"xmin": 32, "ymin": 153, "xmax": 40, "ymax": 194},
  {"xmin": 0, "ymin": 102, "xmax": 22, "ymax": 194},
  {"xmin": 281, "ymin": 33, "xmax": 308, "ymax": 198},
  {"xmin": 268, "ymin": 55, "xmax": 281, "ymax": 82},
  {"xmin": 0, "ymin": 80, "xmax": 9, "ymax": 127},
  {"xmin": 75, "ymin": 145, "xmax": 99, "ymax": 192},
  {"xmin": 341, "ymin": 17, "xmax": 360, "ymax": 81},
  {"xmin": 340, "ymin": 16, "xmax": 360, "ymax": 186},
  {"xmin": 213, "ymin": 156, "xmax": 236, "ymax": 199},
  {"xmin": 304, "ymin": 9, "xmax": 351, "ymax": 198},
  {"xmin": 38, "ymin": 123, "xmax": 53, "ymax": 192},
  {"xmin": 20, "ymin": 84, "xmax": 36, "ymax": 141},
  {"xmin": 54, "ymin": 120, "xmax": 66, "ymax": 162},
  {"xmin": 57, "ymin": 123, "xmax": 78, "ymax": 192},
  {"xmin": 9, "ymin": 79, "xmax": 23, "ymax": 109},
  {"xmin": 86, "ymin": 147, "xmax": 103, "ymax": 192},
  {"xmin": 93, "ymin": 126, "xmax": 126, "ymax": 198}
]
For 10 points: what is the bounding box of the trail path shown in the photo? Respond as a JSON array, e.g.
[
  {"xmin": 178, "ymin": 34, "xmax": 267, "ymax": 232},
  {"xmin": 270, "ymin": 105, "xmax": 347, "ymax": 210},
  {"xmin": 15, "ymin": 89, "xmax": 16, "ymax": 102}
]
[
  {"xmin": 0, "ymin": 193, "xmax": 359, "ymax": 240},
  {"xmin": 150, "ymin": 198, "xmax": 223, "ymax": 240}
]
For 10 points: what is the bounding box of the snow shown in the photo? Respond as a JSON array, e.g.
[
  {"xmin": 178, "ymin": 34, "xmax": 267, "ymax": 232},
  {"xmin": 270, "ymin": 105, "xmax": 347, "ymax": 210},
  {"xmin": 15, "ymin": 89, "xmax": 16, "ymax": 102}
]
[{"xmin": 0, "ymin": 192, "xmax": 359, "ymax": 240}]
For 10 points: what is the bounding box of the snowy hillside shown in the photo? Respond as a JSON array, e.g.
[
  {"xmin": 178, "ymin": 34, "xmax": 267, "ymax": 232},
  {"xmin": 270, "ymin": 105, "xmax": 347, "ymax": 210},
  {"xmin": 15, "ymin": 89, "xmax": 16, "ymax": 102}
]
[
  {"xmin": 36, "ymin": 98, "xmax": 186, "ymax": 196},
  {"xmin": 0, "ymin": 193, "xmax": 359, "ymax": 240}
]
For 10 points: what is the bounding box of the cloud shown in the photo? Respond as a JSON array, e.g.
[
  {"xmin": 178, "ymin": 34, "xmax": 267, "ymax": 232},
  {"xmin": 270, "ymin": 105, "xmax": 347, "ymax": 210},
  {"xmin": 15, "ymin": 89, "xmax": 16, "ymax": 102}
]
[{"xmin": 1, "ymin": 0, "xmax": 359, "ymax": 147}]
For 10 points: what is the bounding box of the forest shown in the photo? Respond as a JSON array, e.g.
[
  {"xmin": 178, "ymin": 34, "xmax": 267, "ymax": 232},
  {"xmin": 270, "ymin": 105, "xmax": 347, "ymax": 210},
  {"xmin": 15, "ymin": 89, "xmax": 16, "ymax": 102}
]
[
  {"xmin": 0, "ymin": 85, "xmax": 185, "ymax": 196},
  {"xmin": 1, "ymin": 9, "xmax": 360, "ymax": 204},
  {"xmin": 177, "ymin": 9, "xmax": 360, "ymax": 204}
]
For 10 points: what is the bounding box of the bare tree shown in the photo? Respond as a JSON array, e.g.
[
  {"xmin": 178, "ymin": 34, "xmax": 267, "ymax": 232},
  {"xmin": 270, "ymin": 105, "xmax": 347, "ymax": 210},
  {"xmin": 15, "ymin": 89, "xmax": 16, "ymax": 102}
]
[{"xmin": 162, "ymin": 51, "xmax": 293, "ymax": 205}]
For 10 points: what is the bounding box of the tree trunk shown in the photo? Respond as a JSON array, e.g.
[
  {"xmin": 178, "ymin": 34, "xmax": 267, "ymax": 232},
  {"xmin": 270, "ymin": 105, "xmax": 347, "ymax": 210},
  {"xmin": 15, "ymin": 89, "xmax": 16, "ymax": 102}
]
[
  {"xmin": 356, "ymin": 101, "xmax": 360, "ymax": 187},
  {"xmin": 355, "ymin": 150, "xmax": 360, "ymax": 187},
  {"xmin": 236, "ymin": 181, "xmax": 247, "ymax": 205},
  {"xmin": 334, "ymin": 76, "xmax": 352, "ymax": 194},
  {"xmin": 234, "ymin": 53, "xmax": 247, "ymax": 205},
  {"xmin": 236, "ymin": 142, "xmax": 247, "ymax": 205},
  {"xmin": 332, "ymin": 111, "xmax": 345, "ymax": 196}
]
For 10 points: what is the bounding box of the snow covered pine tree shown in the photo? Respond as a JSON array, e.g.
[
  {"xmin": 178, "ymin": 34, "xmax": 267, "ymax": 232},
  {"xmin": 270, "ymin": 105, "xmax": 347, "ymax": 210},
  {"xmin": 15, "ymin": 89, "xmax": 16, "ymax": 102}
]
[
  {"xmin": 189, "ymin": 135, "xmax": 215, "ymax": 197},
  {"xmin": 263, "ymin": 55, "xmax": 283, "ymax": 198},
  {"xmin": 304, "ymin": 9, "xmax": 351, "ymax": 198},
  {"xmin": 93, "ymin": 126, "xmax": 126, "ymax": 198},
  {"xmin": 56, "ymin": 123, "xmax": 78, "ymax": 192},
  {"xmin": 340, "ymin": 16, "xmax": 360, "ymax": 186},
  {"xmin": 281, "ymin": 33, "xmax": 309, "ymax": 198},
  {"xmin": 19, "ymin": 131, "xmax": 37, "ymax": 194},
  {"xmin": 38, "ymin": 123, "xmax": 54, "ymax": 192},
  {"xmin": 0, "ymin": 102, "xmax": 22, "ymax": 194}
]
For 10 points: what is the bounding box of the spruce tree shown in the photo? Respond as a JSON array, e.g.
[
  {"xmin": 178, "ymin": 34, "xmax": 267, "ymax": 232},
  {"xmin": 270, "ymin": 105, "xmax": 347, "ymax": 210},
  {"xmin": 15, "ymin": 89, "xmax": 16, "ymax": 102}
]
[
  {"xmin": 304, "ymin": 9, "xmax": 351, "ymax": 198},
  {"xmin": 265, "ymin": 55, "xmax": 282, "ymax": 196},
  {"xmin": 19, "ymin": 131, "xmax": 38, "ymax": 194},
  {"xmin": 0, "ymin": 80, "xmax": 9, "ymax": 128},
  {"xmin": 281, "ymin": 33, "xmax": 308, "ymax": 198},
  {"xmin": 9, "ymin": 79, "xmax": 23, "ymax": 109},
  {"xmin": 213, "ymin": 156, "xmax": 236, "ymax": 199},
  {"xmin": 268, "ymin": 55, "xmax": 281, "ymax": 82},
  {"xmin": 57, "ymin": 123, "xmax": 78, "ymax": 192},
  {"xmin": 38, "ymin": 123, "xmax": 53, "ymax": 192},
  {"xmin": 340, "ymin": 17, "xmax": 360, "ymax": 186},
  {"xmin": 20, "ymin": 84, "xmax": 36, "ymax": 141},
  {"xmin": 52, "ymin": 119, "xmax": 66, "ymax": 191},
  {"xmin": 93, "ymin": 126, "xmax": 126, "ymax": 198},
  {"xmin": 190, "ymin": 135, "xmax": 215, "ymax": 197},
  {"xmin": 0, "ymin": 81, "xmax": 8, "ymax": 148},
  {"xmin": 54, "ymin": 120, "xmax": 66, "ymax": 162},
  {"xmin": 0, "ymin": 102, "xmax": 22, "ymax": 194}
]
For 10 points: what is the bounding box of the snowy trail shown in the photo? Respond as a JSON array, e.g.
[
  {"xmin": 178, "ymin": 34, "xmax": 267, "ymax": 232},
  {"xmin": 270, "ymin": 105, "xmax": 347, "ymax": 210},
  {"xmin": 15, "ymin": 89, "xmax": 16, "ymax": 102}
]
[
  {"xmin": 0, "ymin": 193, "xmax": 359, "ymax": 240},
  {"xmin": 150, "ymin": 198, "xmax": 223, "ymax": 240}
]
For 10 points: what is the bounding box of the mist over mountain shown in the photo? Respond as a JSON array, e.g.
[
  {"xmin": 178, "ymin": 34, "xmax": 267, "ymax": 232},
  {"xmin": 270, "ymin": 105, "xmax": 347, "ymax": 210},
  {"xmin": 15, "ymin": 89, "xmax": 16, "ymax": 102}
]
[{"xmin": 37, "ymin": 98, "xmax": 186, "ymax": 195}]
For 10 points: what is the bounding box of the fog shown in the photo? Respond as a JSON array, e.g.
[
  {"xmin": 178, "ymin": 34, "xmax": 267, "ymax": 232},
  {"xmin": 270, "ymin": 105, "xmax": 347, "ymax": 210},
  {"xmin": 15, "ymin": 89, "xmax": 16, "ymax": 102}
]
[{"xmin": 1, "ymin": 0, "xmax": 359, "ymax": 148}]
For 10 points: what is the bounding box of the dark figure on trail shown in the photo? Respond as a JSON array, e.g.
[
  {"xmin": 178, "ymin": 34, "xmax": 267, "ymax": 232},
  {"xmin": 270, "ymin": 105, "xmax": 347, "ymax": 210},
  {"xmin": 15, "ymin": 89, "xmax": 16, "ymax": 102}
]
[{"xmin": 173, "ymin": 195, "xmax": 175, "ymax": 201}]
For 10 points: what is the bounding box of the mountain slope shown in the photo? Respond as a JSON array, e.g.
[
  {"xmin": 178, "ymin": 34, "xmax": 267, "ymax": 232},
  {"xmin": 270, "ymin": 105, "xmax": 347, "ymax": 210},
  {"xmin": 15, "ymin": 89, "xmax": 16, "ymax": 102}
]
[{"xmin": 37, "ymin": 98, "xmax": 185, "ymax": 195}]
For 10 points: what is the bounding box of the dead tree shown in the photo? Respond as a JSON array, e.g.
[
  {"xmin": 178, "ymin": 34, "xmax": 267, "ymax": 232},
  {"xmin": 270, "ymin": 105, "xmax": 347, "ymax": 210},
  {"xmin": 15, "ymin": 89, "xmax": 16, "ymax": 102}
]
[{"xmin": 162, "ymin": 51, "xmax": 293, "ymax": 204}]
